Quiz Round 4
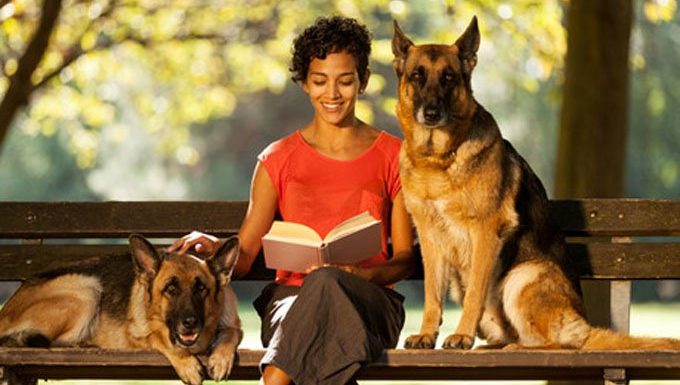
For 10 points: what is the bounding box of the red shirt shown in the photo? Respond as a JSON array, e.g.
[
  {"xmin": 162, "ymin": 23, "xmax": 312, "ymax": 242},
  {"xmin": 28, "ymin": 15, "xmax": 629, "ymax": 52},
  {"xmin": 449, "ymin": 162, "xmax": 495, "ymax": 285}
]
[{"xmin": 258, "ymin": 130, "xmax": 402, "ymax": 286}]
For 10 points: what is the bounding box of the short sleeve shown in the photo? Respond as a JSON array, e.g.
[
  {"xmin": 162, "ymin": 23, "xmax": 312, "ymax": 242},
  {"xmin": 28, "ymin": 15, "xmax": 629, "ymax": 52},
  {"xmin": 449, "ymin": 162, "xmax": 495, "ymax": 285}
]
[{"xmin": 257, "ymin": 141, "xmax": 285, "ymax": 201}]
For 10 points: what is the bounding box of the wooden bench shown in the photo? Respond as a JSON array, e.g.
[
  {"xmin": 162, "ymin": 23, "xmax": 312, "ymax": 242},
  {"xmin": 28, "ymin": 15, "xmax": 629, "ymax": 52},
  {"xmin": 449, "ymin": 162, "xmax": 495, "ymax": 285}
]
[{"xmin": 0, "ymin": 199, "xmax": 679, "ymax": 385}]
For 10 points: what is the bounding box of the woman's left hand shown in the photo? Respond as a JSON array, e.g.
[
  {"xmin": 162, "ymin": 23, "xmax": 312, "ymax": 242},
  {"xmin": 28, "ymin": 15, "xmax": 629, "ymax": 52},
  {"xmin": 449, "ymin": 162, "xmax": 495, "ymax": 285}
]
[{"xmin": 334, "ymin": 264, "xmax": 372, "ymax": 281}]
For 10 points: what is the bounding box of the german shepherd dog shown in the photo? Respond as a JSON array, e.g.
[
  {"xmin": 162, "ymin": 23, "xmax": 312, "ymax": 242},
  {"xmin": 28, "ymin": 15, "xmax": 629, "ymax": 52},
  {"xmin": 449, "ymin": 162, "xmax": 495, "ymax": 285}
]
[
  {"xmin": 392, "ymin": 17, "xmax": 680, "ymax": 350},
  {"xmin": 0, "ymin": 235, "xmax": 242, "ymax": 384}
]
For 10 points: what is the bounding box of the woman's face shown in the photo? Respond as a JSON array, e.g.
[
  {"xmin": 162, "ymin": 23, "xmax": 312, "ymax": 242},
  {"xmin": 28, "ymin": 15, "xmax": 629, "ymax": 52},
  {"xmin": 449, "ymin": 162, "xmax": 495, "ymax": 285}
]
[{"xmin": 302, "ymin": 51, "xmax": 366, "ymax": 128}]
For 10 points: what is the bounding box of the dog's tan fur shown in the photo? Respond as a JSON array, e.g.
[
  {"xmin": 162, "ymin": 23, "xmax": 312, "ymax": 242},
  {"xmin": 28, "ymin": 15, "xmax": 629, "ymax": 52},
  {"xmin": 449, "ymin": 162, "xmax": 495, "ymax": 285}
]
[
  {"xmin": 0, "ymin": 235, "xmax": 242, "ymax": 384},
  {"xmin": 393, "ymin": 17, "xmax": 680, "ymax": 350}
]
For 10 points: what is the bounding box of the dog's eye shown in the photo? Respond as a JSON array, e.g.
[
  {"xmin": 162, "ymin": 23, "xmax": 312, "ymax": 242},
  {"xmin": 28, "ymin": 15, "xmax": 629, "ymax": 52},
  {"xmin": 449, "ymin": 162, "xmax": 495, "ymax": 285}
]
[
  {"xmin": 195, "ymin": 281, "xmax": 208, "ymax": 297},
  {"xmin": 409, "ymin": 66, "xmax": 425, "ymax": 83},
  {"xmin": 163, "ymin": 282, "xmax": 179, "ymax": 296},
  {"xmin": 442, "ymin": 72, "xmax": 456, "ymax": 85}
]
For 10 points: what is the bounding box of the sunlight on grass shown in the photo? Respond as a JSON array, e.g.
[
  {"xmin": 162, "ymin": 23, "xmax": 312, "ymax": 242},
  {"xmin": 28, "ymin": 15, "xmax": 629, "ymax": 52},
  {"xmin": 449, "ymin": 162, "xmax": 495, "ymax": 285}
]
[{"xmin": 34, "ymin": 301, "xmax": 680, "ymax": 385}]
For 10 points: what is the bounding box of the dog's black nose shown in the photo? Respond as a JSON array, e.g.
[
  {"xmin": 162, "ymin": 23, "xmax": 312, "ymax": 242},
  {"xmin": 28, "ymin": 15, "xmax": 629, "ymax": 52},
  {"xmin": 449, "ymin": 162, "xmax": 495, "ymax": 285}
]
[
  {"xmin": 424, "ymin": 107, "xmax": 441, "ymax": 124},
  {"xmin": 182, "ymin": 317, "xmax": 197, "ymax": 329}
]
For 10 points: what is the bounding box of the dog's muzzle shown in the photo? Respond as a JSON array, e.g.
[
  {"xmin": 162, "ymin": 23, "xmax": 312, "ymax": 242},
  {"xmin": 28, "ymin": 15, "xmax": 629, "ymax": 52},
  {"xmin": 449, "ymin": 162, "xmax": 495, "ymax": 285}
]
[
  {"xmin": 174, "ymin": 316, "xmax": 202, "ymax": 347},
  {"xmin": 417, "ymin": 106, "xmax": 448, "ymax": 127}
]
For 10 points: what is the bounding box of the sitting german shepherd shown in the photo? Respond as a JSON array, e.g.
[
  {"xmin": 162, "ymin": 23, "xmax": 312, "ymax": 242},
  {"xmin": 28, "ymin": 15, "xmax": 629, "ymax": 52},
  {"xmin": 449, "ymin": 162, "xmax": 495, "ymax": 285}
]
[
  {"xmin": 0, "ymin": 234, "xmax": 242, "ymax": 384},
  {"xmin": 392, "ymin": 17, "xmax": 680, "ymax": 350}
]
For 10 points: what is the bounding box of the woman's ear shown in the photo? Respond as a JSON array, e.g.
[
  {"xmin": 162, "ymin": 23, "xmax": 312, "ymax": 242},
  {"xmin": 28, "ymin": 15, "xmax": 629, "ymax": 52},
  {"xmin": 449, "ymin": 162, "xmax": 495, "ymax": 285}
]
[{"xmin": 301, "ymin": 79, "xmax": 310, "ymax": 94}]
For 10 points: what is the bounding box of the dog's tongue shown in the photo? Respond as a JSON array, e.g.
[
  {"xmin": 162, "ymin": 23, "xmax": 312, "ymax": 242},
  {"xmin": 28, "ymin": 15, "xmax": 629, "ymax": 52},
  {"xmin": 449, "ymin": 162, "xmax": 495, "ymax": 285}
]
[{"xmin": 180, "ymin": 332, "xmax": 198, "ymax": 343}]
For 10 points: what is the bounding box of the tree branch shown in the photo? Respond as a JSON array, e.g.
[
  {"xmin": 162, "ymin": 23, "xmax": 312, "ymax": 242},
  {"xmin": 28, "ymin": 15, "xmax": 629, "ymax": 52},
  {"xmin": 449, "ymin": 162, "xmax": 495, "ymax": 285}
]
[
  {"xmin": 31, "ymin": 0, "xmax": 120, "ymax": 90},
  {"xmin": 0, "ymin": 0, "xmax": 63, "ymax": 152},
  {"xmin": 32, "ymin": 1, "xmax": 229, "ymax": 91}
]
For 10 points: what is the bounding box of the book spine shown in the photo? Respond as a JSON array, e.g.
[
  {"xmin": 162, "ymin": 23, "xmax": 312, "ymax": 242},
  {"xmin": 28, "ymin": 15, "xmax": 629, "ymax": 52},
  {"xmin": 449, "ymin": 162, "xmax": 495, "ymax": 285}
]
[{"xmin": 318, "ymin": 243, "xmax": 330, "ymax": 265}]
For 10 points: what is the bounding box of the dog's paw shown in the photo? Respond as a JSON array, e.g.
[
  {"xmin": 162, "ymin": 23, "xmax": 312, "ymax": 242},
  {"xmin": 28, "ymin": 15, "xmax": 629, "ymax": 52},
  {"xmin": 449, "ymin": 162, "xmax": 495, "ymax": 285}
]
[
  {"xmin": 501, "ymin": 342, "xmax": 522, "ymax": 350},
  {"xmin": 442, "ymin": 334, "xmax": 474, "ymax": 350},
  {"xmin": 174, "ymin": 356, "xmax": 205, "ymax": 385},
  {"xmin": 208, "ymin": 350, "xmax": 235, "ymax": 382},
  {"xmin": 404, "ymin": 333, "xmax": 437, "ymax": 349}
]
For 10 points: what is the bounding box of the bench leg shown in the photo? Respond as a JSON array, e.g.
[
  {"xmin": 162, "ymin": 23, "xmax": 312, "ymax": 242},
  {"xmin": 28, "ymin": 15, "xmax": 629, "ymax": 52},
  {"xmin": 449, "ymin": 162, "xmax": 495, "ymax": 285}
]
[
  {"xmin": 0, "ymin": 367, "xmax": 36, "ymax": 385},
  {"xmin": 609, "ymin": 280, "xmax": 631, "ymax": 333},
  {"xmin": 604, "ymin": 368, "xmax": 628, "ymax": 385}
]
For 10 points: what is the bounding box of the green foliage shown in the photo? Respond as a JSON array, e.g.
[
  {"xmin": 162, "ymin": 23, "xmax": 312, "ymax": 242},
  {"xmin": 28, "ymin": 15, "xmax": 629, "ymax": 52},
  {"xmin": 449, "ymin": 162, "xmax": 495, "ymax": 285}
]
[
  {"xmin": 0, "ymin": 124, "xmax": 100, "ymax": 200},
  {"xmin": 628, "ymin": 0, "xmax": 680, "ymax": 198},
  {"xmin": 0, "ymin": 0, "xmax": 677, "ymax": 200}
]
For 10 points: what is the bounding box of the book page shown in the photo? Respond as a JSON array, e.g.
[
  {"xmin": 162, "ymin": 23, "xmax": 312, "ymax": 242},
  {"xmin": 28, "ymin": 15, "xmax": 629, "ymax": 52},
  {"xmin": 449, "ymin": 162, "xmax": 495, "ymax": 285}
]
[
  {"xmin": 325, "ymin": 211, "xmax": 379, "ymax": 243},
  {"xmin": 264, "ymin": 221, "xmax": 323, "ymax": 247},
  {"xmin": 325, "ymin": 221, "xmax": 381, "ymax": 265},
  {"xmin": 261, "ymin": 239, "xmax": 322, "ymax": 272}
]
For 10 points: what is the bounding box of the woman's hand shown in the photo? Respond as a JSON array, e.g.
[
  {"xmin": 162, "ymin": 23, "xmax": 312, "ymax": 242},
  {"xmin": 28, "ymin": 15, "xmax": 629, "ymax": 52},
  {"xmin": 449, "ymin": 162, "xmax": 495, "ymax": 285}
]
[
  {"xmin": 167, "ymin": 231, "xmax": 221, "ymax": 256},
  {"xmin": 334, "ymin": 264, "xmax": 373, "ymax": 281}
]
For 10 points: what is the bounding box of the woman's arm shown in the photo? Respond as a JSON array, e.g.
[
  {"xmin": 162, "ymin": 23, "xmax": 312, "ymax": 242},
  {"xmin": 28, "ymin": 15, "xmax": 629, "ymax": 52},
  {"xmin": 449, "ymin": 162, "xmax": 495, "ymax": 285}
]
[
  {"xmin": 341, "ymin": 190, "xmax": 417, "ymax": 286},
  {"xmin": 233, "ymin": 161, "xmax": 279, "ymax": 278}
]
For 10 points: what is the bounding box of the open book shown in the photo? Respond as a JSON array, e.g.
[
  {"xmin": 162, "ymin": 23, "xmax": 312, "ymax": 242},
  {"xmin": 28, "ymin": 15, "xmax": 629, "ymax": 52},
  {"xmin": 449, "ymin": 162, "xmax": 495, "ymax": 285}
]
[{"xmin": 261, "ymin": 211, "xmax": 382, "ymax": 273}]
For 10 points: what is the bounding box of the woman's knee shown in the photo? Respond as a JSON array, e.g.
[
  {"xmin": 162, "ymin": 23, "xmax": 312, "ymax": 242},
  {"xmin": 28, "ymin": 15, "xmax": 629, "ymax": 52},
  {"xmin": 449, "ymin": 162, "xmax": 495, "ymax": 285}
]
[
  {"xmin": 302, "ymin": 266, "xmax": 361, "ymax": 290},
  {"xmin": 304, "ymin": 266, "xmax": 348, "ymax": 287}
]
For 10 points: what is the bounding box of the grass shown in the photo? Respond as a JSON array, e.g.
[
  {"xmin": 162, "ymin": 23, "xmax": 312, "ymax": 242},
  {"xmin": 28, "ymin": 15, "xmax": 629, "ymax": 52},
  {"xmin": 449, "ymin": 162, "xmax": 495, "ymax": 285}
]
[{"xmin": 31, "ymin": 300, "xmax": 680, "ymax": 385}]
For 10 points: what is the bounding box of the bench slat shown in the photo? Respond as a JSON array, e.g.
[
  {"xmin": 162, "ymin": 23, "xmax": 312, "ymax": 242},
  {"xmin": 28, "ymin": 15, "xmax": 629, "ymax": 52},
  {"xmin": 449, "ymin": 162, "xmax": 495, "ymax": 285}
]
[
  {"xmin": 0, "ymin": 199, "xmax": 678, "ymax": 238},
  {"xmin": 0, "ymin": 243, "xmax": 679, "ymax": 281},
  {"xmin": 0, "ymin": 201, "xmax": 247, "ymax": 238},
  {"xmin": 1, "ymin": 348, "xmax": 680, "ymax": 381},
  {"xmin": 568, "ymin": 242, "xmax": 680, "ymax": 279},
  {"xmin": 0, "ymin": 245, "xmax": 273, "ymax": 281},
  {"xmin": 551, "ymin": 198, "xmax": 680, "ymax": 236}
]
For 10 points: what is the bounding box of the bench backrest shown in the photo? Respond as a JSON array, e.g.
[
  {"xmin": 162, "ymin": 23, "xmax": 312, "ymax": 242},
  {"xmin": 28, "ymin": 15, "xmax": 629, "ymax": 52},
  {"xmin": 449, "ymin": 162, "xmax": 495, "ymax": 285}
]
[{"xmin": 0, "ymin": 199, "xmax": 679, "ymax": 281}]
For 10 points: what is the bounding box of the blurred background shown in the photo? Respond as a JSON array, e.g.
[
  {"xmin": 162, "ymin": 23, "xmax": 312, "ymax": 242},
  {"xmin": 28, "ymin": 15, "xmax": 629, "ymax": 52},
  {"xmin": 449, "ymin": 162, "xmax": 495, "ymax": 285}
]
[{"xmin": 0, "ymin": 0, "xmax": 679, "ymax": 384}]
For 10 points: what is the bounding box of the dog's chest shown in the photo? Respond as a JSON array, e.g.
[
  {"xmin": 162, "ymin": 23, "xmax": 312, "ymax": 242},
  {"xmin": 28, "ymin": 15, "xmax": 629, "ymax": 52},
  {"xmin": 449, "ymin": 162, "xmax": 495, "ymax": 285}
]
[
  {"xmin": 403, "ymin": 176, "xmax": 472, "ymax": 249},
  {"xmin": 400, "ymin": 155, "xmax": 476, "ymax": 271},
  {"xmin": 402, "ymin": 162, "xmax": 473, "ymax": 218}
]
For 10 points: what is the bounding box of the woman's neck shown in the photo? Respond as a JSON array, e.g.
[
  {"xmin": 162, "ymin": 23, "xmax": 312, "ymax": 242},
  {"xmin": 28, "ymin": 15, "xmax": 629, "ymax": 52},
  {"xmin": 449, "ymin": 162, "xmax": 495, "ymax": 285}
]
[{"xmin": 300, "ymin": 118, "xmax": 379, "ymax": 161}]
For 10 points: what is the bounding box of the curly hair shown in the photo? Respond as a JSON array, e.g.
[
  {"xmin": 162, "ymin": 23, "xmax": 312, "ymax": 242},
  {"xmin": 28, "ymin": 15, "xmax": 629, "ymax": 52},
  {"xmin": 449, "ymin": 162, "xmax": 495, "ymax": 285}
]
[{"xmin": 290, "ymin": 16, "xmax": 372, "ymax": 87}]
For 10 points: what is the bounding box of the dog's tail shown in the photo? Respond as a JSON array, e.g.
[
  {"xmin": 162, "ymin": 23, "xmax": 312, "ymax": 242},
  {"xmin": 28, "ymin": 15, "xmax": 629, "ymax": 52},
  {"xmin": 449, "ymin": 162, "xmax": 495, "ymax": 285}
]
[{"xmin": 582, "ymin": 327, "xmax": 680, "ymax": 350}]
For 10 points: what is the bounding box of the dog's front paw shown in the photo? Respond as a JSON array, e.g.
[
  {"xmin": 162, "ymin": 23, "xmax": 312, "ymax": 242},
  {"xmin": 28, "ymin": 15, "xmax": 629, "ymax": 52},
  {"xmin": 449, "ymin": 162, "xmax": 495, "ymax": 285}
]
[
  {"xmin": 208, "ymin": 349, "xmax": 235, "ymax": 382},
  {"xmin": 404, "ymin": 333, "xmax": 437, "ymax": 349},
  {"xmin": 442, "ymin": 334, "xmax": 474, "ymax": 350},
  {"xmin": 173, "ymin": 356, "xmax": 205, "ymax": 385}
]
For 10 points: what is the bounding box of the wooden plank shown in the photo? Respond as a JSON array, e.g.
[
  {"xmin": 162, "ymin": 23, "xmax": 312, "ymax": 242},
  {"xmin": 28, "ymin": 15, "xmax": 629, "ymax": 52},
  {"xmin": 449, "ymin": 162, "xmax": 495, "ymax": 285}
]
[
  {"xmin": 0, "ymin": 243, "xmax": 678, "ymax": 281},
  {"xmin": 0, "ymin": 199, "xmax": 678, "ymax": 239},
  {"xmin": 0, "ymin": 245, "xmax": 275, "ymax": 281},
  {"xmin": 2, "ymin": 349, "xmax": 680, "ymax": 380},
  {"xmin": 568, "ymin": 243, "xmax": 680, "ymax": 279},
  {"xmin": 551, "ymin": 199, "xmax": 680, "ymax": 236},
  {"xmin": 0, "ymin": 201, "xmax": 247, "ymax": 238}
]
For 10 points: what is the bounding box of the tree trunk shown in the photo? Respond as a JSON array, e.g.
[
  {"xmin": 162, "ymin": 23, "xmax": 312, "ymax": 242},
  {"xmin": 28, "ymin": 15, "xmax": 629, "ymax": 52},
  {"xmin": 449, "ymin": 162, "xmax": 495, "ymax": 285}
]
[
  {"xmin": 555, "ymin": 0, "xmax": 632, "ymax": 198},
  {"xmin": 0, "ymin": 0, "xmax": 63, "ymax": 154},
  {"xmin": 553, "ymin": 1, "xmax": 632, "ymax": 385}
]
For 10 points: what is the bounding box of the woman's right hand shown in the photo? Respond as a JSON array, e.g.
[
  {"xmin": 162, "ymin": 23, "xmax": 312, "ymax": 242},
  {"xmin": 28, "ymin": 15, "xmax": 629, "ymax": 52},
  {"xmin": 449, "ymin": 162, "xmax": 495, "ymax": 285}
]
[{"xmin": 166, "ymin": 231, "xmax": 221, "ymax": 257}]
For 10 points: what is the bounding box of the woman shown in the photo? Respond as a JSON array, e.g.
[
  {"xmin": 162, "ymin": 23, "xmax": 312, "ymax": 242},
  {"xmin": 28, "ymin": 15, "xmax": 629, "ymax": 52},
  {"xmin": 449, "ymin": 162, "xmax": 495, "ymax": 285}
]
[{"xmin": 170, "ymin": 16, "xmax": 416, "ymax": 385}]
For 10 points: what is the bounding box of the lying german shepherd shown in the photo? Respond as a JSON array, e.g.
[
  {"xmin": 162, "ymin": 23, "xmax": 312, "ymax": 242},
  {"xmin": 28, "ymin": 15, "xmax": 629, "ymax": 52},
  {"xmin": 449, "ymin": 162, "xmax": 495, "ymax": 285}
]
[
  {"xmin": 392, "ymin": 17, "xmax": 680, "ymax": 350},
  {"xmin": 0, "ymin": 234, "xmax": 242, "ymax": 384}
]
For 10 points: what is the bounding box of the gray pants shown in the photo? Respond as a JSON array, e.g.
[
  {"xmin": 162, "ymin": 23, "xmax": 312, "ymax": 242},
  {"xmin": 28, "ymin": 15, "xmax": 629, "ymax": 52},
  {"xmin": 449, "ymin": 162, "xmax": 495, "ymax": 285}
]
[{"xmin": 253, "ymin": 267, "xmax": 405, "ymax": 385}]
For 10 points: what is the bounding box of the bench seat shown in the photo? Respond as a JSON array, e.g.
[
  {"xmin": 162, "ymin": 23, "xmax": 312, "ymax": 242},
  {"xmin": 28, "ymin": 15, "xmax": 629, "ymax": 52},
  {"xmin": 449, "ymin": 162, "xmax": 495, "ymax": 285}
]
[{"xmin": 2, "ymin": 348, "xmax": 680, "ymax": 381}]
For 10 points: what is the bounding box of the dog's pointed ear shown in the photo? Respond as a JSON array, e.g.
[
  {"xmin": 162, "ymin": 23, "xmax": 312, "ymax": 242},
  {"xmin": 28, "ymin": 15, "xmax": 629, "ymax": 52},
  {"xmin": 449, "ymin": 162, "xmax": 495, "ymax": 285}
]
[
  {"xmin": 454, "ymin": 16, "xmax": 480, "ymax": 74},
  {"xmin": 392, "ymin": 20, "xmax": 413, "ymax": 76},
  {"xmin": 129, "ymin": 234, "xmax": 161, "ymax": 281},
  {"xmin": 207, "ymin": 236, "xmax": 240, "ymax": 286}
]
